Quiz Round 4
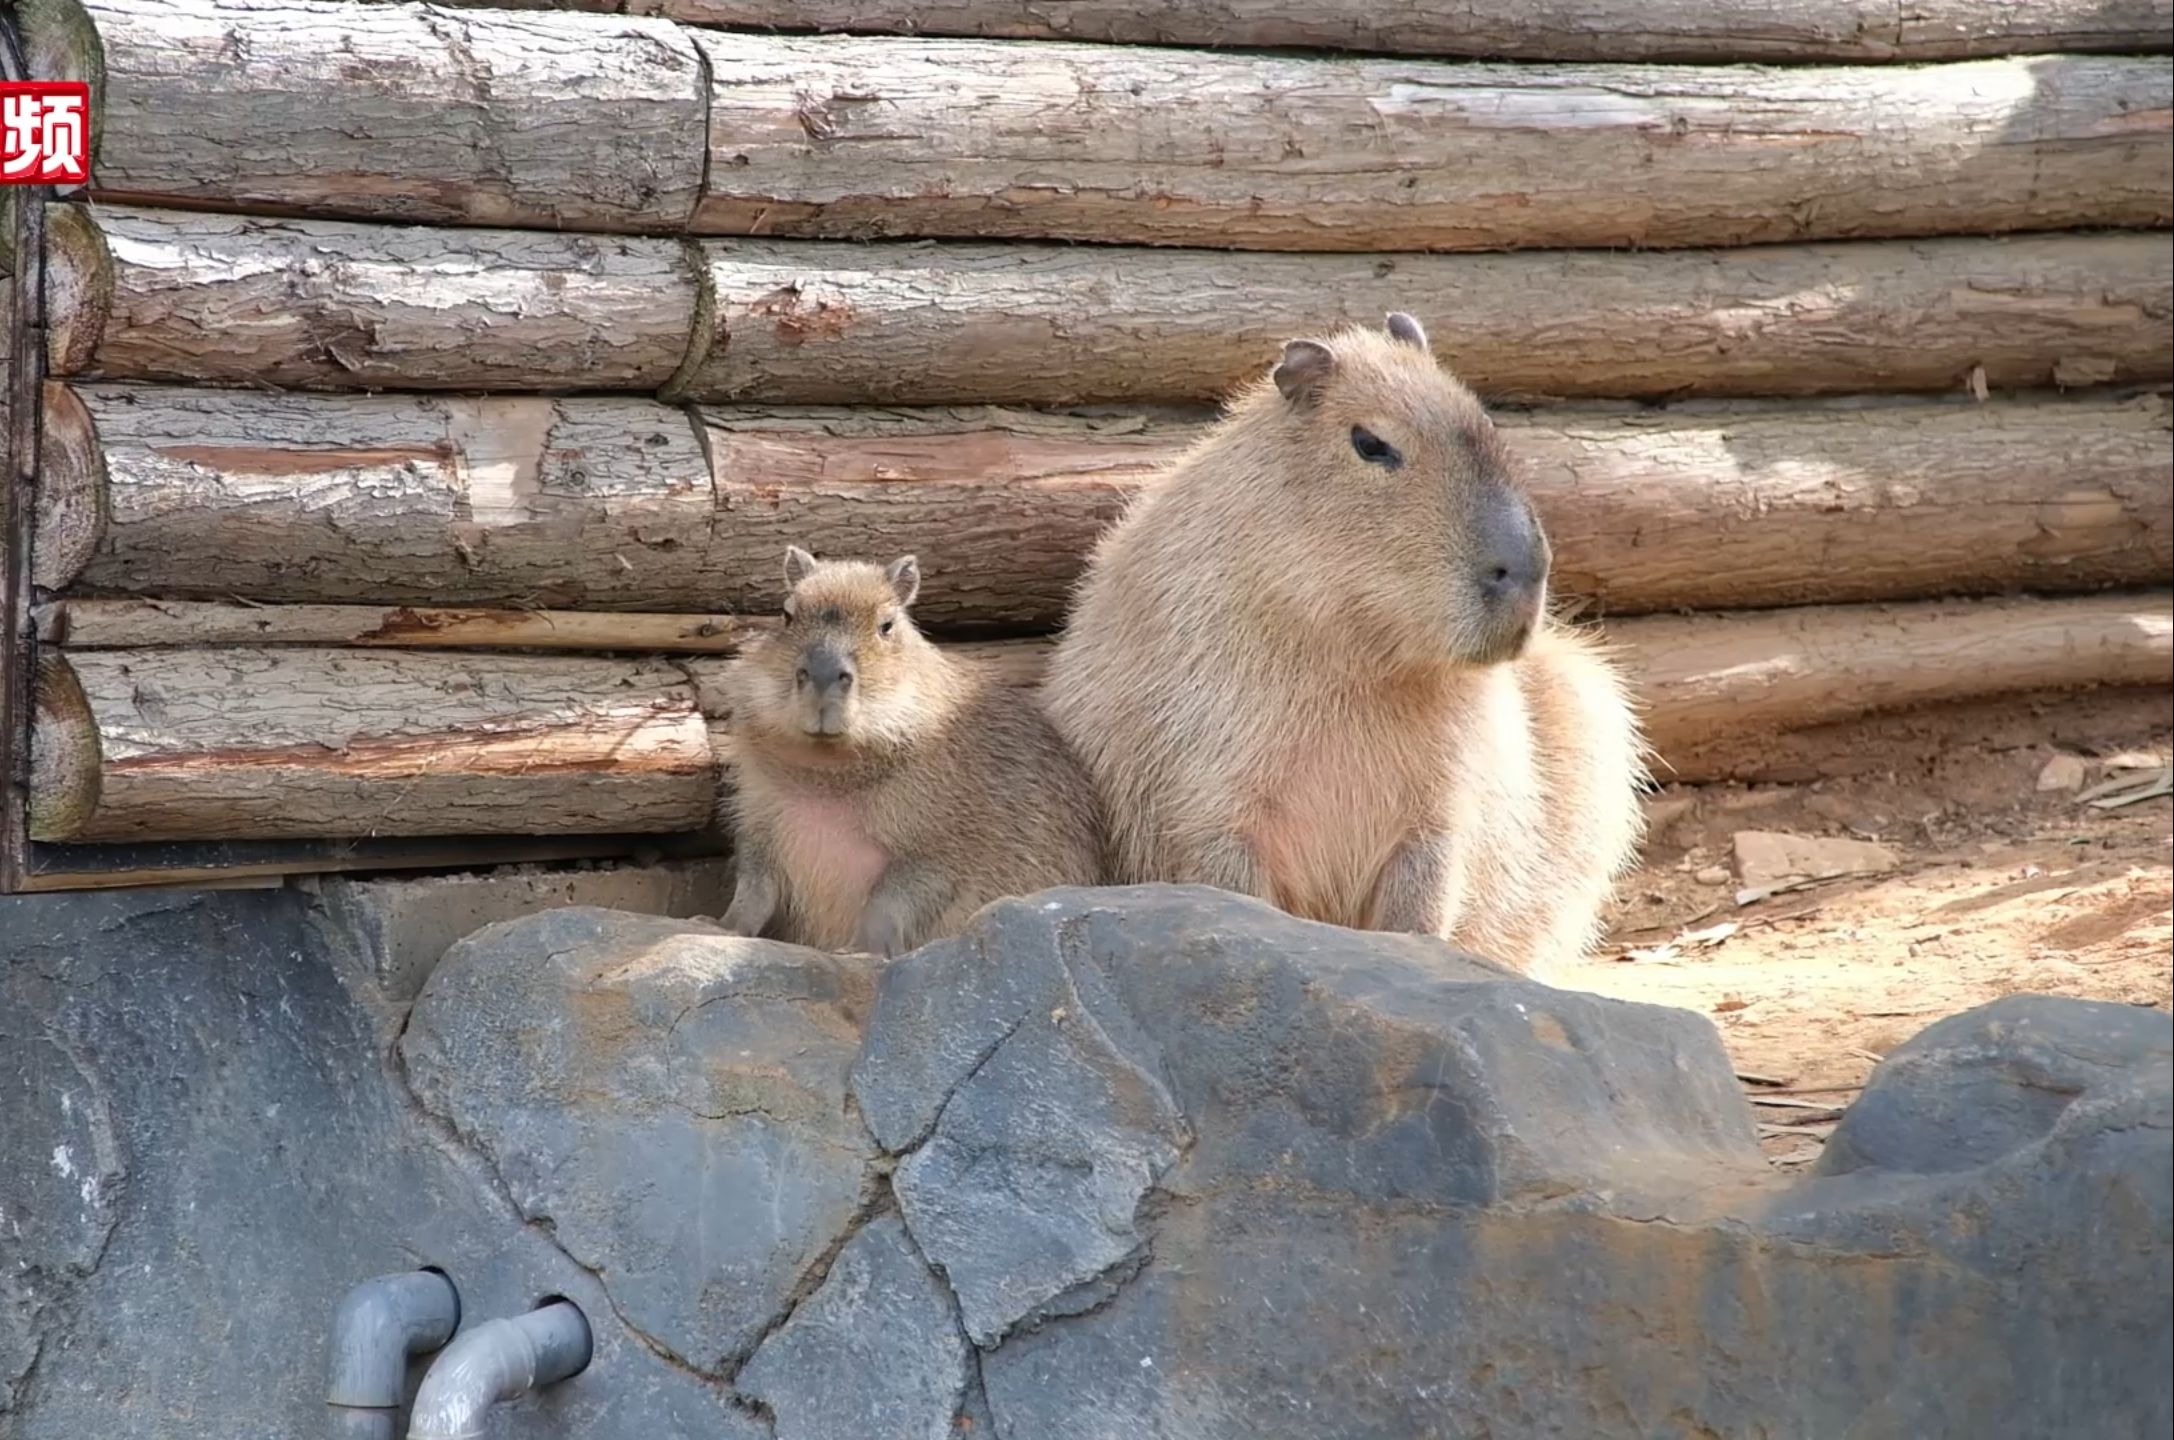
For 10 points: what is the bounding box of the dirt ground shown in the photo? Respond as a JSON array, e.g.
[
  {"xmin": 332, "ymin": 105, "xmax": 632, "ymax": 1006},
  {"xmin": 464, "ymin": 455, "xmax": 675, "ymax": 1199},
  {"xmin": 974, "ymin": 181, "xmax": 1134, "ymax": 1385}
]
[{"xmin": 1559, "ymin": 690, "xmax": 2173, "ymax": 1167}]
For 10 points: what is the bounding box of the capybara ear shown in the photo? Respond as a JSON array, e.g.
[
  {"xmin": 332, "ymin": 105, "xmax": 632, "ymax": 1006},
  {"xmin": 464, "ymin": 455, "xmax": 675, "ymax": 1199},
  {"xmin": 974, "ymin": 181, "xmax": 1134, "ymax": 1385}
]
[
  {"xmin": 1273, "ymin": 339, "xmax": 1336, "ymax": 405},
  {"xmin": 1386, "ymin": 312, "xmax": 1430, "ymax": 352},
  {"xmin": 886, "ymin": 555, "xmax": 922, "ymax": 608},
  {"xmin": 784, "ymin": 545, "xmax": 818, "ymax": 588}
]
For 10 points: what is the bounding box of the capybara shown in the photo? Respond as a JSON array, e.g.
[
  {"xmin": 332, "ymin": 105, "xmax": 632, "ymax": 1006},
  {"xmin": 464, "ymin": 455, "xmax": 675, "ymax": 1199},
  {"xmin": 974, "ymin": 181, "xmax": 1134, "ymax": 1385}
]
[{"xmin": 1041, "ymin": 312, "xmax": 1644, "ymax": 970}]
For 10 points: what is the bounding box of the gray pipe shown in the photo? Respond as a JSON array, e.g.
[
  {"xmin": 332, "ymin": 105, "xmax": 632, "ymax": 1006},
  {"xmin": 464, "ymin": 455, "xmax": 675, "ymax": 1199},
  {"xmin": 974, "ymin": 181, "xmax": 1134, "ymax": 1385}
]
[
  {"xmin": 327, "ymin": 1269, "xmax": 461, "ymax": 1440},
  {"xmin": 406, "ymin": 1300, "xmax": 593, "ymax": 1440}
]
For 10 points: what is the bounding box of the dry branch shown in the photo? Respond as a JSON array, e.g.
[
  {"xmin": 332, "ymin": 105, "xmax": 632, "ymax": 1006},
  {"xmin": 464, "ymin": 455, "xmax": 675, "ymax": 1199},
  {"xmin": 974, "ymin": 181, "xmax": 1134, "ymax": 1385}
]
[
  {"xmin": 685, "ymin": 233, "xmax": 2174, "ymax": 405},
  {"xmin": 610, "ymin": 0, "xmax": 2174, "ymax": 63},
  {"xmin": 29, "ymin": 647, "xmax": 715, "ymax": 842},
  {"xmin": 80, "ymin": 0, "xmax": 707, "ymax": 231},
  {"xmin": 691, "ymin": 40, "xmax": 2171, "ymax": 251},
  {"xmin": 40, "ymin": 384, "xmax": 2174, "ymax": 625},
  {"xmin": 44, "ymin": 203, "xmax": 699, "ymax": 391}
]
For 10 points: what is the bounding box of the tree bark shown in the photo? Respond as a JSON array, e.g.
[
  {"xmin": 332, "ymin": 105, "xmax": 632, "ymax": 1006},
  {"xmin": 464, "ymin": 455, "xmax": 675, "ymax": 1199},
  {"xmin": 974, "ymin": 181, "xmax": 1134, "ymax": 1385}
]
[
  {"xmin": 29, "ymin": 647, "xmax": 716, "ymax": 842},
  {"xmin": 685, "ymin": 233, "xmax": 2174, "ymax": 405},
  {"xmin": 80, "ymin": 0, "xmax": 708, "ymax": 231},
  {"xmin": 44, "ymin": 203, "xmax": 699, "ymax": 391},
  {"xmin": 42, "ymin": 384, "xmax": 2174, "ymax": 626},
  {"xmin": 691, "ymin": 40, "xmax": 2171, "ymax": 252},
  {"xmin": 614, "ymin": 0, "xmax": 2174, "ymax": 63}
]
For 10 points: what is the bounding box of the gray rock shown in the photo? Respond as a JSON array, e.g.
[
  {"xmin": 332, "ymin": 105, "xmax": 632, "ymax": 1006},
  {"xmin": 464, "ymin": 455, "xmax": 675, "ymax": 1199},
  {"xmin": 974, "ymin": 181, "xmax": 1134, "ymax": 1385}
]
[
  {"xmin": 400, "ymin": 906, "xmax": 881, "ymax": 1374},
  {"xmin": 0, "ymin": 887, "xmax": 756, "ymax": 1440},
  {"xmin": 738, "ymin": 1212, "xmax": 970, "ymax": 1440},
  {"xmin": 853, "ymin": 887, "xmax": 2172, "ymax": 1440},
  {"xmin": 7, "ymin": 880, "xmax": 2167, "ymax": 1440},
  {"xmin": 1816, "ymin": 992, "xmax": 2172, "ymax": 1176}
]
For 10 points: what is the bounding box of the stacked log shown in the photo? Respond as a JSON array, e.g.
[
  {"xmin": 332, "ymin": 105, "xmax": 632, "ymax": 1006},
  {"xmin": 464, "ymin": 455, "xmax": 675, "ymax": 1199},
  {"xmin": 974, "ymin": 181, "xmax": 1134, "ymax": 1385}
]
[
  {"xmin": 29, "ymin": 591, "xmax": 2167, "ymax": 843},
  {"xmin": 5, "ymin": 0, "xmax": 2170, "ymax": 876},
  {"xmin": 42, "ymin": 206, "xmax": 2174, "ymax": 404},
  {"xmin": 593, "ymin": 0, "xmax": 2174, "ymax": 64},
  {"xmin": 61, "ymin": 3, "xmax": 2174, "ymax": 249},
  {"xmin": 32, "ymin": 383, "xmax": 2173, "ymax": 627}
]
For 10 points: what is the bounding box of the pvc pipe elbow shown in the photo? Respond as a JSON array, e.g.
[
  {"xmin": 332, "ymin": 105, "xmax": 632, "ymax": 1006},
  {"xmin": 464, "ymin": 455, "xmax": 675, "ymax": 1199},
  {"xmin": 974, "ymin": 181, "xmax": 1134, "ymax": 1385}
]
[
  {"xmin": 406, "ymin": 1301, "xmax": 593, "ymax": 1440},
  {"xmin": 328, "ymin": 1269, "xmax": 461, "ymax": 1425}
]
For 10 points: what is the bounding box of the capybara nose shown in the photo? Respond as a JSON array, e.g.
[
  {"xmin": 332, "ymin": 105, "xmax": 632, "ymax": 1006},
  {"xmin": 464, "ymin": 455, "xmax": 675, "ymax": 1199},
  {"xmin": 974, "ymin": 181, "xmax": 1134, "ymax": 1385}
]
[
  {"xmin": 799, "ymin": 648, "xmax": 856, "ymax": 695},
  {"xmin": 1476, "ymin": 501, "xmax": 1550, "ymax": 610}
]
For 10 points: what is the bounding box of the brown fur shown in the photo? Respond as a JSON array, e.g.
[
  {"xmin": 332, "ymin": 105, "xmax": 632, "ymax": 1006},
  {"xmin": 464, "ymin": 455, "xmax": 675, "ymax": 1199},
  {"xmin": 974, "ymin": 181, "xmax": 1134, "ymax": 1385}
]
[
  {"xmin": 720, "ymin": 547, "xmax": 1102, "ymax": 956},
  {"xmin": 1041, "ymin": 314, "xmax": 1646, "ymax": 971}
]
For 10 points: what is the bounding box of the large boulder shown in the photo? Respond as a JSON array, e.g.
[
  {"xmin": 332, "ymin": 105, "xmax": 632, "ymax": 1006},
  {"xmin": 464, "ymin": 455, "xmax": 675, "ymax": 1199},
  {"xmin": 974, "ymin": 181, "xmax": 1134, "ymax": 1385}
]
[
  {"xmin": 838, "ymin": 886, "xmax": 2170, "ymax": 1440},
  {"xmin": 6, "ymin": 882, "xmax": 2165, "ymax": 1440},
  {"xmin": 400, "ymin": 907, "xmax": 882, "ymax": 1375}
]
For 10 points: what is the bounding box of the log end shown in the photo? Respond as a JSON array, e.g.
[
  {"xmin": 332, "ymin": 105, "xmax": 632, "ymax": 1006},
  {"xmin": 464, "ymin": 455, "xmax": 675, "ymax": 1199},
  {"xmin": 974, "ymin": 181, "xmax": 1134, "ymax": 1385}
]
[
  {"xmin": 28, "ymin": 649, "xmax": 102, "ymax": 842},
  {"xmin": 32, "ymin": 380, "xmax": 108, "ymax": 591},
  {"xmin": 42, "ymin": 202, "xmax": 113, "ymax": 376},
  {"xmin": 17, "ymin": 0, "xmax": 106, "ymax": 186}
]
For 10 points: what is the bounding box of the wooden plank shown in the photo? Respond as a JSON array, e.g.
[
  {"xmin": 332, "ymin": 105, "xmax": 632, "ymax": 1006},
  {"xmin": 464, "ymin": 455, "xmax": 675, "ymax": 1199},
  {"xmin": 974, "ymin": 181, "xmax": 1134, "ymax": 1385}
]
[
  {"xmin": 14, "ymin": 830, "xmax": 724, "ymax": 891},
  {"xmin": 690, "ymin": 40, "xmax": 2172, "ymax": 251},
  {"xmin": 78, "ymin": 0, "xmax": 708, "ymax": 231}
]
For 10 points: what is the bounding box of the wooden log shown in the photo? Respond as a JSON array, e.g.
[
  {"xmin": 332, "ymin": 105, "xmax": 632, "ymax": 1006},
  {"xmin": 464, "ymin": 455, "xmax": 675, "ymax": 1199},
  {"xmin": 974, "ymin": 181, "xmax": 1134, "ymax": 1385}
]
[
  {"xmin": 684, "ymin": 233, "xmax": 2174, "ymax": 405},
  {"xmin": 28, "ymin": 647, "xmax": 716, "ymax": 843},
  {"xmin": 41, "ymin": 208, "xmax": 2171, "ymax": 403},
  {"xmin": 691, "ymin": 40, "xmax": 2172, "ymax": 251},
  {"xmin": 607, "ymin": 0, "xmax": 2174, "ymax": 64},
  {"xmin": 41, "ymin": 384, "xmax": 2174, "ymax": 626},
  {"xmin": 14, "ymin": 0, "xmax": 104, "ymax": 195},
  {"xmin": 79, "ymin": 0, "xmax": 708, "ymax": 232},
  {"xmin": 35, "ymin": 598, "xmax": 761, "ymax": 651},
  {"xmin": 1621, "ymin": 592, "xmax": 2174, "ymax": 782},
  {"xmin": 43, "ymin": 203, "xmax": 699, "ymax": 390},
  {"xmin": 688, "ymin": 593, "xmax": 2174, "ymax": 786},
  {"xmin": 15, "ymin": 831, "xmax": 724, "ymax": 892}
]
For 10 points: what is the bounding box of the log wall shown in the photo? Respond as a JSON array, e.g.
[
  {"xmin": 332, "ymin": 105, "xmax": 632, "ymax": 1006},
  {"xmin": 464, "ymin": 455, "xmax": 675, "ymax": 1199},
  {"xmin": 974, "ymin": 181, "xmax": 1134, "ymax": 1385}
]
[{"xmin": 4, "ymin": 0, "xmax": 2170, "ymax": 880}]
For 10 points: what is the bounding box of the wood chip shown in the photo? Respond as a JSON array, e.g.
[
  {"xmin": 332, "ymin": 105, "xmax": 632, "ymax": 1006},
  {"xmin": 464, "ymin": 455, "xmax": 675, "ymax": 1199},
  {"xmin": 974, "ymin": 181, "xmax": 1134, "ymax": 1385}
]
[
  {"xmin": 2084, "ymin": 766, "xmax": 2172, "ymax": 810},
  {"xmin": 1751, "ymin": 1095, "xmax": 1846, "ymax": 1112},
  {"xmin": 1735, "ymin": 1070, "xmax": 1793, "ymax": 1088}
]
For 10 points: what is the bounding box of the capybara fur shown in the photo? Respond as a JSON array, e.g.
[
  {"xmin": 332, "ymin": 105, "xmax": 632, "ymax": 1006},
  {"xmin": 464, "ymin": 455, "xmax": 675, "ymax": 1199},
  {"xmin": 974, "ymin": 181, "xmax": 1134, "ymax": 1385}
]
[
  {"xmin": 1041, "ymin": 312, "xmax": 1645, "ymax": 971},
  {"xmin": 721, "ymin": 546, "xmax": 1102, "ymax": 956}
]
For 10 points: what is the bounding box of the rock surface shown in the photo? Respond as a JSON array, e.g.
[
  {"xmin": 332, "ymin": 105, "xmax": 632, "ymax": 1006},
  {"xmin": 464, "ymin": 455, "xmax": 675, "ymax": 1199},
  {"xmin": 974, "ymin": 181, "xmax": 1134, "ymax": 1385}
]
[
  {"xmin": 0, "ymin": 889, "xmax": 756, "ymax": 1439},
  {"xmin": 3, "ymin": 882, "xmax": 2167, "ymax": 1439},
  {"xmin": 401, "ymin": 907, "xmax": 881, "ymax": 1374}
]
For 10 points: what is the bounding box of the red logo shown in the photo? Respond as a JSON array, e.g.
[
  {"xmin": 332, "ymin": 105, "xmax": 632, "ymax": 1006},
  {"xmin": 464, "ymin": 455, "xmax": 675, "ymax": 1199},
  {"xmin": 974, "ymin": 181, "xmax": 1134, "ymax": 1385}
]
[{"xmin": 0, "ymin": 82, "xmax": 91, "ymax": 185}]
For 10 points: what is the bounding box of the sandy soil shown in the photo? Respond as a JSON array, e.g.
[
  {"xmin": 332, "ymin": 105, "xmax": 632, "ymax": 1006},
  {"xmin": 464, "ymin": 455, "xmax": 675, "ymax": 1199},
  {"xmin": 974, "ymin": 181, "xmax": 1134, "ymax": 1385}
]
[{"xmin": 1559, "ymin": 692, "xmax": 2173, "ymax": 1166}]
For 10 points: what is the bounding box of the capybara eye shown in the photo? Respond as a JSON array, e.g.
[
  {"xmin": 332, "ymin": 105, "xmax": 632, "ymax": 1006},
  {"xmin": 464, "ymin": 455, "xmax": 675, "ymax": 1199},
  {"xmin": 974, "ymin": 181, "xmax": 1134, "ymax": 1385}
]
[{"xmin": 1350, "ymin": 426, "xmax": 1403, "ymax": 469}]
